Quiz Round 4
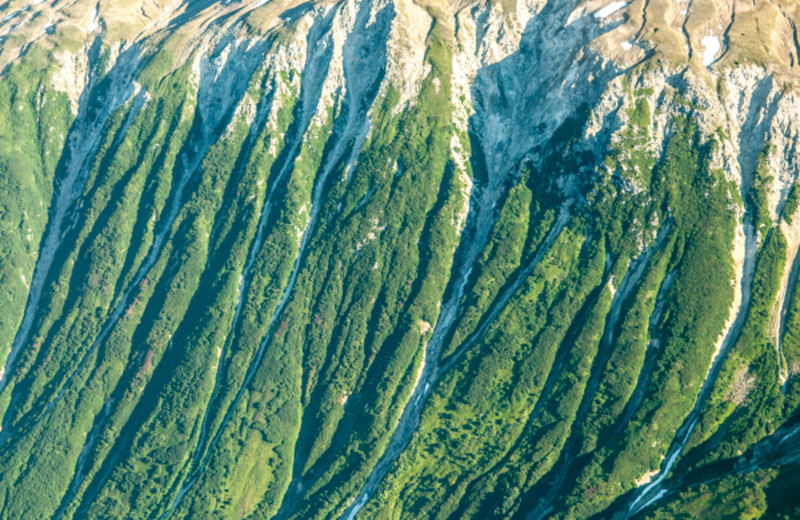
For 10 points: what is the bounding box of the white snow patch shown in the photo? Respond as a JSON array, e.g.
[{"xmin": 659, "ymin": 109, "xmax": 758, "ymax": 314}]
[
  {"xmin": 594, "ymin": 1, "xmax": 627, "ymax": 19},
  {"xmin": 702, "ymin": 35, "xmax": 720, "ymax": 66},
  {"xmin": 621, "ymin": 40, "xmax": 633, "ymax": 51},
  {"xmin": 87, "ymin": 6, "xmax": 99, "ymax": 32}
]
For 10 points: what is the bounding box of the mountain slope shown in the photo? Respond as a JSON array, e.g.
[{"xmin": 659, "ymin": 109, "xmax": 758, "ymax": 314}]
[{"xmin": 0, "ymin": 0, "xmax": 800, "ymax": 518}]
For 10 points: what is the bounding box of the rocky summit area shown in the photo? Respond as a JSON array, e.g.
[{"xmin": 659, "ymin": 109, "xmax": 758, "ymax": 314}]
[{"xmin": 1, "ymin": 0, "xmax": 800, "ymax": 518}]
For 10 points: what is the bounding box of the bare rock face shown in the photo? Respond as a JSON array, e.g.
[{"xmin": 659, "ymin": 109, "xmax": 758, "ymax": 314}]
[{"xmin": 1, "ymin": 1, "xmax": 800, "ymax": 519}]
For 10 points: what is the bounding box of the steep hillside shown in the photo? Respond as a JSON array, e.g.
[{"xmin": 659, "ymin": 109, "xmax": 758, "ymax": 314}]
[{"xmin": 0, "ymin": 0, "xmax": 799, "ymax": 518}]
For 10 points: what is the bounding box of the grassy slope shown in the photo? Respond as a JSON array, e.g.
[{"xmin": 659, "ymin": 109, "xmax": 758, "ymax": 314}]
[{"xmin": 0, "ymin": 3, "xmax": 799, "ymax": 520}]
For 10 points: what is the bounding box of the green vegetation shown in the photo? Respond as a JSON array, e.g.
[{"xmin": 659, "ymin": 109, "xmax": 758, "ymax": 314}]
[
  {"xmin": 783, "ymin": 183, "xmax": 799, "ymax": 224},
  {"xmin": 0, "ymin": 44, "xmax": 73, "ymax": 392},
  {"xmin": 0, "ymin": 9, "xmax": 797, "ymax": 520},
  {"xmin": 749, "ymin": 143, "xmax": 776, "ymax": 237},
  {"xmin": 545, "ymin": 117, "xmax": 737, "ymax": 519},
  {"xmin": 642, "ymin": 471, "xmax": 771, "ymax": 519},
  {"xmin": 683, "ymin": 227, "xmax": 786, "ymax": 467}
]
